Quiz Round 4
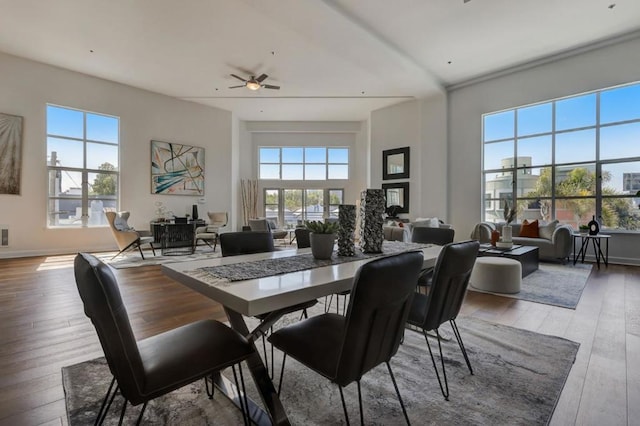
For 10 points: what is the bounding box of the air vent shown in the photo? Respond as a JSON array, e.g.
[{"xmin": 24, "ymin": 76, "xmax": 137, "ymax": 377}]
[{"xmin": 1, "ymin": 226, "xmax": 8, "ymax": 247}]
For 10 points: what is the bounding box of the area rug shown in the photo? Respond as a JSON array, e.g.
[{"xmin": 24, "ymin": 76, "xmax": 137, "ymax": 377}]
[
  {"xmin": 96, "ymin": 248, "xmax": 224, "ymax": 269},
  {"xmin": 469, "ymin": 262, "xmax": 592, "ymax": 309},
  {"xmin": 62, "ymin": 317, "xmax": 579, "ymax": 425}
]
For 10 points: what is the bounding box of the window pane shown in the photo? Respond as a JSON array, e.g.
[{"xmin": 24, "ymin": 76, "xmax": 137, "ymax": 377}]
[
  {"xmin": 265, "ymin": 189, "xmax": 279, "ymax": 204},
  {"xmin": 555, "ymin": 129, "xmax": 595, "ymax": 163},
  {"xmin": 88, "ymin": 199, "xmax": 113, "ymax": 226},
  {"xmin": 483, "ymin": 170, "xmax": 513, "ymax": 213},
  {"xmin": 484, "ymin": 110, "xmax": 514, "ymax": 141},
  {"xmin": 601, "ymin": 196, "xmax": 640, "ymax": 230},
  {"xmin": 556, "ymin": 93, "xmax": 596, "ymax": 131},
  {"xmin": 328, "ymin": 148, "xmax": 348, "ymax": 163},
  {"xmin": 484, "ymin": 140, "xmax": 514, "ymax": 170},
  {"xmin": 329, "ymin": 189, "xmax": 344, "ymax": 205},
  {"xmin": 601, "ymin": 83, "xmax": 640, "ymax": 124},
  {"xmin": 600, "ymin": 122, "xmax": 640, "ymax": 161},
  {"xmin": 517, "ymin": 103, "xmax": 552, "ymax": 136},
  {"xmin": 555, "ymin": 198, "xmax": 595, "ymax": 228},
  {"xmin": 515, "ymin": 167, "xmax": 544, "ymax": 198},
  {"xmin": 283, "ymin": 189, "xmax": 303, "ymax": 226},
  {"xmin": 87, "ymin": 113, "xmax": 118, "ymax": 143},
  {"xmin": 48, "ymin": 198, "xmax": 83, "ymax": 226},
  {"xmin": 305, "ymin": 164, "xmax": 326, "ymax": 180},
  {"xmin": 87, "ymin": 142, "xmax": 118, "ymax": 170},
  {"xmin": 260, "ymin": 164, "xmax": 280, "ymax": 179},
  {"xmin": 282, "ymin": 164, "xmax": 303, "ymax": 180},
  {"xmin": 305, "ymin": 148, "xmax": 326, "ymax": 163},
  {"xmin": 517, "ymin": 135, "xmax": 552, "ymax": 166},
  {"xmin": 305, "ymin": 189, "xmax": 323, "ymax": 221},
  {"xmin": 328, "ymin": 164, "xmax": 348, "ymax": 179},
  {"xmin": 282, "ymin": 147, "xmax": 303, "ymax": 163},
  {"xmin": 556, "ymin": 164, "xmax": 596, "ymax": 196},
  {"xmin": 260, "ymin": 148, "xmax": 280, "ymax": 163},
  {"xmin": 48, "ymin": 169, "xmax": 82, "ymax": 197},
  {"xmin": 47, "ymin": 105, "xmax": 83, "ymax": 138},
  {"xmin": 603, "ymin": 161, "xmax": 640, "ymax": 194},
  {"xmin": 47, "ymin": 137, "xmax": 84, "ymax": 168},
  {"xmin": 88, "ymin": 172, "xmax": 117, "ymax": 197}
]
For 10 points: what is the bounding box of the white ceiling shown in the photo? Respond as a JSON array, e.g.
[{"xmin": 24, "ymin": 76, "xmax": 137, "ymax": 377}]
[{"xmin": 1, "ymin": 0, "xmax": 639, "ymax": 121}]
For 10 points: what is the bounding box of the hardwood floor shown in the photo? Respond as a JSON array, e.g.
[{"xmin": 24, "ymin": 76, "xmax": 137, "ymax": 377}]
[{"xmin": 0, "ymin": 254, "xmax": 637, "ymax": 425}]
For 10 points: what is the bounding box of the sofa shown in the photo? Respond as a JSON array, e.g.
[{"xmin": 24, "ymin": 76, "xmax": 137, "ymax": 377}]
[
  {"xmin": 471, "ymin": 220, "xmax": 573, "ymax": 262},
  {"xmin": 383, "ymin": 218, "xmax": 452, "ymax": 242}
]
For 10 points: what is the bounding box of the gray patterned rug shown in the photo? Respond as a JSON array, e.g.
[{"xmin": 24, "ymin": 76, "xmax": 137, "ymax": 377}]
[
  {"xmin": 62, "ymin": 317, "xmax": 579, "ymax": 425},
  {"xmin": 468, "ymin": 262, "xmax": 592, "ymax": 309},
  {"xmin": 98, "ymin": 247, "xmax": 223, "ymax": 269}
]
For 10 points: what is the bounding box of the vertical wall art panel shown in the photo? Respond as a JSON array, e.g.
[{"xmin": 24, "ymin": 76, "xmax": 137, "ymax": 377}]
[
  {"xmin": 151, "ymin": 140, "xmax": 204, "ymax": 195},
  {"xmin": 0, "ymin": 113, "xmax": 23, "ymax": 195}
]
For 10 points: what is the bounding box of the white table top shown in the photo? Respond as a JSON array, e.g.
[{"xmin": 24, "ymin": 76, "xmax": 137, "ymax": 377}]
[{"xmin": 162, "ymin": 245, "xmax": 441, "ymax": 317}]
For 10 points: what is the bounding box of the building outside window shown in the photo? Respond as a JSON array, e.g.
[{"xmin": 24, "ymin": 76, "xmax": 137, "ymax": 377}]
[
  {"xmin": 46, "ymin": 104, "xmax": 119, "ymax": 227},
  {"xmin": 259, "ymin": 147, "xmax": 349, "ymax": 180},
  {"xmin": 264, "ymin": 188, "xmax": 344, "ymax": 227},
  {"xmin": 482, "ymin": 81, "xmax": 640, "ymax": 230}
]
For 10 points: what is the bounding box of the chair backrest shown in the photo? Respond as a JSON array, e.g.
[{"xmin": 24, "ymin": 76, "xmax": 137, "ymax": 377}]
[
  {"xmin": 335, "ymin": 251, "xmax": 423, "ymax": 386},
  {"xmin": 207, "ymin": 211, "xmax": 228, "ymax": 227},
  {"xmin": 294, "ymin": 228, "xmax": 311, "ymax": 248},
  {"xmin": 105, "ymin": 211, "xmax": 139, "ymax": 251},
  {"xmin": 421, "ymin": 240, "xmax": 479, "ymax": 331},
  {"xmin": 219, "ymin": 231, "xmax": 275, "ymax": 257},
  {"xmin": 74, "ymin": 253, "xmax": 145, "ymax": 404},
  {"xmin": 411, "ymin": 226, "xmax": 455, "ymax": 246},
  {"xmin": 248, "ymin": 219, "xmax": 269, "ymax": 232}
]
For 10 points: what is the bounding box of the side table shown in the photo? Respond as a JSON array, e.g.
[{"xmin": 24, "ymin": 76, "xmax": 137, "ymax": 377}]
[{"xmin": 572, "ymin": 233, "xmax": 610, "ymax": 269}]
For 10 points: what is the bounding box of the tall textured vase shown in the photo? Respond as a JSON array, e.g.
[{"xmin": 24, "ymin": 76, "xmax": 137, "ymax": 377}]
[
  {"xmin": 359, "ymin": 189, "xmax": 385, "ymax": 253},
  {"xmin": 337, "ymin": 204, "xmax": 356, "ymax": 256}
]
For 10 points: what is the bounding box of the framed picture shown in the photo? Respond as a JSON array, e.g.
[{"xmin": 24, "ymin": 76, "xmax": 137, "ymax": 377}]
[
  {"xmin": 151, "ymin": 140, "xmax": 204, "ymax": 195},
  {"xmin": 382, "ymin": 147, "xmax": 409, "ymax": 180},
  {"xmin": 0, "ymin": 113, "xmax": 23, "ymax": 195},
  {"xmin": 382, "ymin": 182, "xmax": 409, "ymax": 214}
]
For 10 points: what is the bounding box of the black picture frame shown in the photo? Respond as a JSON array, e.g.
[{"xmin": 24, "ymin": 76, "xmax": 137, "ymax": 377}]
[
  {"xmin": 382, "ymin": 147, "xmax": 410, "ymax": 180},
  {"xmin": 382, "ymin": 182, "xmax": 410, "ymax": 214}
]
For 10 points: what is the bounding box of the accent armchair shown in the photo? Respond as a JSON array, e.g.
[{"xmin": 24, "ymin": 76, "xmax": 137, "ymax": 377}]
[
  {"xmin": 104, "ymin": 211, "xmax": 155, "ymax": 260},
  {"xmin": 194, "ymin": 211, "xmax": 228, "ymax": 252}
]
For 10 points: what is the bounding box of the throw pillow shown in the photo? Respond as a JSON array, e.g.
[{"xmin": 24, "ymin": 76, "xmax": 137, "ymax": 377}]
[
  {"xmin": 519, "ymin": 219, "xmax": 539, "ymax": 238},
  {"xmin": 413, "ymin": 217, "xmax": 440, "ymax": 228},
  {"xmin": 538, "ymin": 220, "xmax": 559, "ymax": 240}
]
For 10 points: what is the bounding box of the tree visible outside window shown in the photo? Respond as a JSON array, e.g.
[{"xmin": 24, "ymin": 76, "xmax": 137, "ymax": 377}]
[
  {"xmin": 264, "ymin": 188, "xmax": 344, "ymax": 227},
  {"xmin": 482, "ymin": 82, "xmax": 640, "ymax": 230},
  {"xmin": 46, "ymin": 105, "xmax": 119, "ymax": 227}
]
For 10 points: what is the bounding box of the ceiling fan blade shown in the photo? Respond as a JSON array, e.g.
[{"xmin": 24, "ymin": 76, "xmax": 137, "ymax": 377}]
[
  {"xmin": 262, "ymin": 84, "xmax": 280, "ymax": 90},
  {"xmin": 256, "ymin": 73, "xmax": 268, "ymax": 82},
  {"xmin": 230, "ymin": 74, "xmax": 247, "ymax": 82},
  {"xmin": 228, "ymin": 85, "xmax": 245, "ymax": 89}
]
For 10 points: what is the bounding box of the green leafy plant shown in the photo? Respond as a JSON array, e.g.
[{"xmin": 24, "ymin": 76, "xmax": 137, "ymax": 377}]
[
  {"xmin": 305, "ymin": 220, "xmax": 339, "ymax": 234},
  {"xmin": 503, "ymin": 200, "xmax": 517, "ymax": 225},
  {"xmin": 579, "ymin": 224, "xmax": 589, "ymax": 232}
]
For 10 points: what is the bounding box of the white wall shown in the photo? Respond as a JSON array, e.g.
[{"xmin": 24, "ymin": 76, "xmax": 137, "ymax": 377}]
[
  {"xmin": 0, "ymin": 52, "xmax": 233, "ymax": 258},
  {"xmin": 237, "ymin": 121, "xmax": 368, "ymax": 229},
  {"xmin": 449, "ymin": 35, "xmax": 640, "ymax": 264}
]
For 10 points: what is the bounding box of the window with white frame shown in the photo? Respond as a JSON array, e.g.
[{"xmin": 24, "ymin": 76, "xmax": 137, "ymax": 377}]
[
  {"xmin": 259, "ymin": 147, "xmax": 349, "ymax": 180},
  {"xmin": 46, "ymin": 104, "xmax": 119, "ymax": 227},
  {"xmin": 482, "ymin": 81, "xmax": 640, "ymax": 230},
  {"xmin": 264, "ymin": 188, "xmax": 344, "ymax": 227}
]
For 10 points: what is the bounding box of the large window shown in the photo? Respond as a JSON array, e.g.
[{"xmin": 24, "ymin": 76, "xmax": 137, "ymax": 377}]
[
  {"xmin": 482, "ymin": 82, "xmax": 640, "ymax": 231},
  {"xmin": 46, "ymin": 105, "xmax": 119, "ymax": 227},
  {"xmin": 264, "ymin": 188, "xmax": 344, "ymax": 227},
  {"xmin": 259, "ymin": 147, "xmax": 349, "ymax": 180}
]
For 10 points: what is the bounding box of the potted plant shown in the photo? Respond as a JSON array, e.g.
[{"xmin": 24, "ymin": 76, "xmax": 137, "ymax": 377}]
[
  {"xmin": 306, "ymin": 220, "xmax": 339, "ymax": 260},
  {"xmin": 501, "ymin": 200, "xmax": 517, "ymax": 243},
  {"xmin": 579, "ymin": 224, "xmax": 589, "ymax": 235}
]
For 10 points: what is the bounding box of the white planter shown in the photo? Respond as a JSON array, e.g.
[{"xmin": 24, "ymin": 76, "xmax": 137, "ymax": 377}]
[{"xmin": 502, "ymin": 225, "xmax": 512, "ymax": 243}]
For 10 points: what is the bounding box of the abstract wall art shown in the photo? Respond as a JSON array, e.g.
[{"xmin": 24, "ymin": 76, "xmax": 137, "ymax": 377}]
[
  {"xmin": 151, "ymin": 140, "xmax": 204, "ymax": 195},
  {"xmin": 0, "ymin": 113, "xmax": 23, "ymax": 195}
]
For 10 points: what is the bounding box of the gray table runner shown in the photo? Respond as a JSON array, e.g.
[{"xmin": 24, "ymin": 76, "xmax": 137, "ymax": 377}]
[{"xmin": 197, "ymin": 240, "xmax": 430, "ymax": 282}]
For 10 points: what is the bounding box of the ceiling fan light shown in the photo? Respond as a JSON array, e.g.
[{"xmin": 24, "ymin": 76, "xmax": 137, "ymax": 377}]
[{"xmin": 246, "ymin": 81, "xmax": 261, "ymax": 90}]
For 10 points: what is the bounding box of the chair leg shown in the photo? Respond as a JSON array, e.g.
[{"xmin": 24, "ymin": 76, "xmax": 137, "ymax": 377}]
[
  {"xmin": 95, "ymin": 377, "xmax": 116, "ymax": 426},
  {"xmin": 338, "ymin": 385, "xmax": 351, "ymax": 426},
  {"xmin": 325, "ymin": 295, "xmax": 333, "ymax": 312},
  {"xmin": 204, "ymin": 374, "xmax": 214, "ymax": 399},
  {"xmin": 277, "ymin": 353, "xmax": 287, "ymax": 396},
  {"xmin": 232, "ymin": 365, "xmax": 250, "ymax": 426},
  {"xmin": 386, "ymin": 362, "xmax": 411, "ymax": 425},
  {"xmin": 357, "ymin": 380, "xmax": 364, "ymax": 426},
  {"xmin": 137, "ymin": 244, "xmax": 145, "ymax": 260},
  {"xmin": 118, "ymin": 397, "xmax": 128, "ymax": 426},
  {"xmin": 261, "ymin": 333, "xmax": 271, "ymax": 379},
  {"xmin": 423, "ymin": 328, "xmax": 449, "ymax": 400},
  {"xmin": 450, "ymin": 319, "xmax": 473, "ymax": 375},
  {"xmin": 135, "ymin": 401, "xmax": 148, "ymax": 426}
]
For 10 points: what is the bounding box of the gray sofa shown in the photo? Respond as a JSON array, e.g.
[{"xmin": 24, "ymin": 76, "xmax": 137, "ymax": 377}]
[{"xmin": 471, "ymin": 221, "xmax": 573, "ymax": 262}]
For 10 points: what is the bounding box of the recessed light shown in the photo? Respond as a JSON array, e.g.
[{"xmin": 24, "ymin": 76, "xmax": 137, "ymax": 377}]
[
  {"xmin": 361, "ymin": 91, "xmax": 365, "ymax": 95},
  {"xmin": 448, "ymin": 60, "xmax": 452, "ymax": 64},
  {"xmin": 608, "ymin": 3, "xmax": 616, "ymax": 9},
  {"xmin": 89, "ymin": 50, "xmax": 94, "ymax": 53}
]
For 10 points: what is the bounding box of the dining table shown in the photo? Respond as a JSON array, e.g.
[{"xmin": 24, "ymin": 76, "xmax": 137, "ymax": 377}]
[{"xmin": 162, "ymin": 242, "xmax": 442, "ymax": 425}]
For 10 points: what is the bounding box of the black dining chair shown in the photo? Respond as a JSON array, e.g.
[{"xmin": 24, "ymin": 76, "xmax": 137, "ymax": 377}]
[
  {"xmin": 411, "ymin": 227, "xmax": 455, "ymax": 293},
  {"xmin": 406, "ymin": 240, "xmax": 479, "ymax": 400},
  {"xmin": 219, "ymin": 231, "xmax": 318, "ymax": 380},
  {"xmin": 294, "ymin": 228, "xmax": 311, "ymax": 248},
  {"xmin": 269, "ymin": 251, "xmax": 424, "ymax": 425},
  {"xmin": 73, "ymin": 253, "xmax": 253, "ymax": 425}
]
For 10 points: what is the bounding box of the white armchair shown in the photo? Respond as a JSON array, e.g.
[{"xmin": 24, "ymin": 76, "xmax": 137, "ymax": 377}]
[{"xmin": 194, "ymin": 212, "xmax": 228, "ymax": 252}]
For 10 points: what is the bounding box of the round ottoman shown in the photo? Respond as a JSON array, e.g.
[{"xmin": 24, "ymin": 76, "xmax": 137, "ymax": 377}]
[{"xmin": 470, "ymin": 257, "xmax": 522, "ymax": 294}]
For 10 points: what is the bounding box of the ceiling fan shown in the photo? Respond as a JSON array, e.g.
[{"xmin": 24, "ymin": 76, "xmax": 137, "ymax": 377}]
[{"xmin": 229, "ymin": 73, "xmax": 280, "ymax": 91}]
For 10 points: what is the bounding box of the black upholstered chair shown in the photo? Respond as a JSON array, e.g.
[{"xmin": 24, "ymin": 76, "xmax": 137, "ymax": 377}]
[
  {"xmin": 294, "ymin": 228, "xmax": 311, "ymax": 248},
  {"xmin": 411, "ymin": 227, "xmax": 455, "ymax": 291},
  {"xmin": 269, "ymin": 251, "xmax": 424, "ymax": 425},
  {"xmin": 406, "ymin": 240, "xmax": 479, "ymax": 400},
  {"xmin": 73, "ymin": 253, "xmax": 253, "ymax": 425}
]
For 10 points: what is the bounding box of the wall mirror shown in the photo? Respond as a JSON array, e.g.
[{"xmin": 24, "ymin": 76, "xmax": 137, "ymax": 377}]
[
  {"xmin": 382, "ymin": 147, "xmax": 410, "ymax": 180},
  {"xmin": 382, "ymin": 182, "xmax": 410, "ymax": 214}
]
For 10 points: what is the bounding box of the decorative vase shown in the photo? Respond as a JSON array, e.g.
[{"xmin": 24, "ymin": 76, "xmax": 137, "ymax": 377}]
[
  {"xmin": 491, "ymin": 229, "xmax": 500, "ymax": 246},
  {"xmin": 337, "ymin": 204, "xmax": 356, "ymax": 256},
  {"xmin": 359, "ymin": 189, "xmax": 385, "ymax": 253},
  {"xmin": 192, "ymin": 204, "xmax": 199, "ymax": 221},
  {"xmin": 588, "ymin": 215, "xmax": 599, "ymax": 235},
  {"xmin": 501, "ymin": 224, "xmax": 513, "ymax": 243},
  {"xmin": 310, "ymin": 233, "xmax": 335, "ymax": 260}
]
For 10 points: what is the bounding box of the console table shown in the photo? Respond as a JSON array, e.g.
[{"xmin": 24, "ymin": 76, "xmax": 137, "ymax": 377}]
[{"xmin": 151, "ymin": 221, "xmax": 204, "ymax": 255}]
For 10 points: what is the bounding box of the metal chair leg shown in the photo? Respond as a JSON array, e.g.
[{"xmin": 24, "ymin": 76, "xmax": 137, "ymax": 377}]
[
  {"xmin": 135, "ymin": 401, "xmax": 148, "ymax": 426},
  {"xmin": 232, "ymin": 365, "xmax": 249, "ymax": 426},
  {"xmin": 357, "ymin": 380, "xmax": 364, "ymax": 426},
  {"xmin": 205, "ymin": 374, "xmax": 214, "ymax": 399},
  {"xmin": 423, "ymin": 328, "xmax": 449, "ymax": 400},
  {"xmin": 117, "ymin": 397, "xmax": 128, "ymax": 426},
  {"xmin": 277, "ymin": 353, "xmax": 287, "ymax": 396},
  {"xmin": 95, "ymin": 377, "xmax": 116, "ymax": 426},
  {"xmin": 386, "ymin": 362, "xmax": 411, "ymax": 425},
  {"xmin": 338, "ymin": 385, "xmax": 351, "ymax": 426},
  {"xmin": 450, "ymin": 319, "xmax": 473, "ymax": 375}
]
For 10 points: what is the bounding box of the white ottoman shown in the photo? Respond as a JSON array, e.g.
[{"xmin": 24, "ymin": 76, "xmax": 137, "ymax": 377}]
[{"xmin": 470, "ymin": 257, "xmax": 522, "ymax": 294}]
